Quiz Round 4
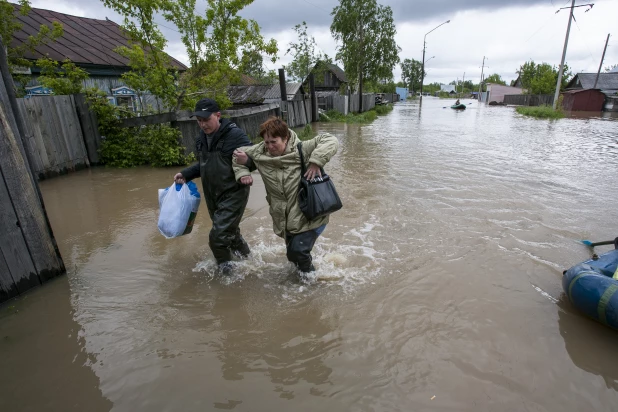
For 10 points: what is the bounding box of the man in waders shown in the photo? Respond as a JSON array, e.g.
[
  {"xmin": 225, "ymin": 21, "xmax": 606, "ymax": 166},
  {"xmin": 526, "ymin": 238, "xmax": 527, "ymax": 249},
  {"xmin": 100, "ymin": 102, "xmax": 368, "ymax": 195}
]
[{"xmin": 174, "ymin": 98, "xmax": 253, "ymax": 274}]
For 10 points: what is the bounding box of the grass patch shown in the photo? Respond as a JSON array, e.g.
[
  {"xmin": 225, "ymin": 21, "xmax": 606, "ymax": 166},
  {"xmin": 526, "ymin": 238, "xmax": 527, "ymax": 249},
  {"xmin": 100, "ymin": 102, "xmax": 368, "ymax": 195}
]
[
  {"xmin": 293, "ymin": 124, "xmax": 316, "ymax": 141},
  {"xmin": 516, "ymin": 105, "xmax": 564, "ymax": 119},
  {"xmin": 320, "ymin": 104, "xmax": 392, "ymax": 123}
]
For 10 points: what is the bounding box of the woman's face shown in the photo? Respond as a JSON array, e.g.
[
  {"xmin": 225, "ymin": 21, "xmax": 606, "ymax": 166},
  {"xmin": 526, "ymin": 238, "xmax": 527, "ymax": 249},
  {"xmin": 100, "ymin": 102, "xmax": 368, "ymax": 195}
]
[{"xmin": 263, "ymin": 133, "xmax": 288, "ymax": 157}]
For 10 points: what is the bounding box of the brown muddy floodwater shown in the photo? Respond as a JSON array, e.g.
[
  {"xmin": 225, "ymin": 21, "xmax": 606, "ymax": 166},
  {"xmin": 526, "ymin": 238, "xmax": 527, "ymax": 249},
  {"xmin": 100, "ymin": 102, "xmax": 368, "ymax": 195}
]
[{"xmin": 2, "ymin": 98, "xmax": 618, "ymax": 411}]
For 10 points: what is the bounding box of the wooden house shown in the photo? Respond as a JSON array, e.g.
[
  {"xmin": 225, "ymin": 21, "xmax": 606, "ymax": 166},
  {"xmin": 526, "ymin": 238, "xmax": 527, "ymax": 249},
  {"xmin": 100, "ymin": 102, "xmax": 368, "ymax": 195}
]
[
  {"xmin": 309, "ymin": 62, "xmax": 348, "ymax": 92},
  {"xmin": 9, "ymin": 4, "xmax": 188, "ymax": 110}
]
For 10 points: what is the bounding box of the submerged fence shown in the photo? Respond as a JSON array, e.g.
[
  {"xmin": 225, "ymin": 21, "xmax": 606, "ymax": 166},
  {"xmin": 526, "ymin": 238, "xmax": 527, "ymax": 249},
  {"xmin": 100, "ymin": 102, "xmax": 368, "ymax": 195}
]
[{"xmin": 503, "ymin": 94, "xmax": 554, "ymax": 106}]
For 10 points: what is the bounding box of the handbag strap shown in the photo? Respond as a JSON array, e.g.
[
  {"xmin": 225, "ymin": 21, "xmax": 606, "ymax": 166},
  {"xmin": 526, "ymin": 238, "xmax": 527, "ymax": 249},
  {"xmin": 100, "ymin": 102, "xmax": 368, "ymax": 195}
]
[{"xmin": 296, "ymin": 142, "xmax": 307, "ymax": 176}]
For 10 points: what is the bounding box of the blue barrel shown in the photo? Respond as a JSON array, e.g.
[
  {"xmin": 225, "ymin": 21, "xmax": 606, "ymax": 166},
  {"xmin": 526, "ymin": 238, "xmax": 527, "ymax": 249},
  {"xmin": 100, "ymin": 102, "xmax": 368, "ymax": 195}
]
[{"xmin": 563, "ymin": 249, "xmax": 618, "ymax": 330}]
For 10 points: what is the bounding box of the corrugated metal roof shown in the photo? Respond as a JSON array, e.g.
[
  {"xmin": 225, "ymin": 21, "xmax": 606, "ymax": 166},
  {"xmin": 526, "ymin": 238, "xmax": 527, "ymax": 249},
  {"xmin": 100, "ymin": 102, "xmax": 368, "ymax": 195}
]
[
  {"xmin": 263, "ymin": 83, "xmax": 304, "ymax": 100},
  {"xmin": 10, "ymin": 4, "xmax": 188, "ymax": 71},
  {"xmin": 567, "ymin": 73, "xmax": 618, "ymax": 91},
  {"xmin": 227, "ymin": 84, "xmax": 272, "ymax": 104}
]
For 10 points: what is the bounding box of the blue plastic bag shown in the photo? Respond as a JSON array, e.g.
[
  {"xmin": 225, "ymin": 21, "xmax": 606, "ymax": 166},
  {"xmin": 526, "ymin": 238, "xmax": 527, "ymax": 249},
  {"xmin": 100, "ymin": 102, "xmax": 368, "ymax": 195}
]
[{"xmin": 158, "ymin": 181, "xmax": 201, "ymax": 238}]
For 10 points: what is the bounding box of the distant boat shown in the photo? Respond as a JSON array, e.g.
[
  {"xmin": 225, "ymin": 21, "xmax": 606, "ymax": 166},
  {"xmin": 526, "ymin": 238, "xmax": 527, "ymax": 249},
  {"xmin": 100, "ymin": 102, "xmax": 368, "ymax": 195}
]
[{"xmin": 451, "ymin": 103, "xmax": 466, "ymax": 110}]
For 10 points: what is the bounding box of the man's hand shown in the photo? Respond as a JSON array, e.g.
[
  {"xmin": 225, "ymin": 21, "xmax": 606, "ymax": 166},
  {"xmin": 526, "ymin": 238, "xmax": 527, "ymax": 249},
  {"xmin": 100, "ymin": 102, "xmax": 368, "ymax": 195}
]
[
  {"xmin": 303, "ymin": 163, "xmax": 322, "ymax": 181},
  {"xmin": 233, "ymin": 149, "xmax": 249, "ymax": 165},
  {"xmin": 174, "ymin": 173, "xmax": 186, "ymax": 184},
  {"xmin": 239, "ymin": 176, "xmax": 253, "ymax": 186}
]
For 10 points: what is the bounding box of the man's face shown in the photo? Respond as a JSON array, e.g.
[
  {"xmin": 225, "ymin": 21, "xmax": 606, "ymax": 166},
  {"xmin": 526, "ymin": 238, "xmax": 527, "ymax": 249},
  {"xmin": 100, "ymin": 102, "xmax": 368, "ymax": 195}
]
[{"xmin": 196, "ymin": 112, "xmax": 221, "ymax": 134}]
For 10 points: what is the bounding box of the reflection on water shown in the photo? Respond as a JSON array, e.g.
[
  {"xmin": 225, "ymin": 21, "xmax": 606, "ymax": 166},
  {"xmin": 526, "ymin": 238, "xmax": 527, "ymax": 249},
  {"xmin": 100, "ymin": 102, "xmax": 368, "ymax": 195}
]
[
  {"xmin": 557, "ymin": 300, "xmax": 618, "ymax": 392},
  {"xmin": 2, "ymin": 97, "xmax": 618, "ymax": 411}
]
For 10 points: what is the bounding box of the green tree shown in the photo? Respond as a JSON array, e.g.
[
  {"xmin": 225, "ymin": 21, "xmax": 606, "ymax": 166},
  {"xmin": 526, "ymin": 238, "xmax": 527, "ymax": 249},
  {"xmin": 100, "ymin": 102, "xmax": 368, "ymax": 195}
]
[
  {"xmin": 604, "ymin": 64, "xmax": 618, "ymax": 72},
  {"xmin": 484, "ymin": 73, "xmax": 506, "ymax": 85},
  {"xmin": 102, "ymin": 0, "xmax": 178, "ymax": 113},
  {"xmin": 36, "ymin": 57, "xmax": 89, "ymax": 94},
  {"xmin": 517, "ymin": 60, "xmax": 571, "ymax": 95},
  {"xmin": 162, "ymin": 0, "xmax": 278, "ymax": 110},
  {"xmin": 330, "ymin": 0, "xmax": 400, "ymax": 112},
  {"xmin": 400, "ymin": 58, "xmax": 424, "ymax": 92},
  {"xmin": 286, "ymin": 21, "xmax": 327, "ymax": 82},
  {"xmin": 0, "ymin": 0, "xmax": 63, "ymax": 95}
]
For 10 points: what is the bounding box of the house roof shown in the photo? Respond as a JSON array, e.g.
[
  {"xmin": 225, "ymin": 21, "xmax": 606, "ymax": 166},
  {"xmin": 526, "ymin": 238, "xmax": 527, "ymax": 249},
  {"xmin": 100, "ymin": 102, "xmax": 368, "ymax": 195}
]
[
  {"xmin": 325, "ymin": 63, "xmax": 348, "ymax": 83},
  {"xmin": 562, "ymin": 88, "xmax": 604, "ymax": 95},
  {"xmin": 228, "ymin": 83, "xmax": 304, "ymax": 104},
  {"xmin": 440, "ymin": 84, "xmax": 456, "ymax": 93},
  {"xmin": 566, "ymin": 73, "xmax": 618, "ymax": 91},
  {"xmin": 263, "ymin": 82, "xmax": 304, "ymax": 100},
  {"xmin": 10, "ymin": 4, "xmax": 188, "ymax": 71},
  {"xmin": 227, "ymin": 84, "xmax": 272, "ymax": 105}
]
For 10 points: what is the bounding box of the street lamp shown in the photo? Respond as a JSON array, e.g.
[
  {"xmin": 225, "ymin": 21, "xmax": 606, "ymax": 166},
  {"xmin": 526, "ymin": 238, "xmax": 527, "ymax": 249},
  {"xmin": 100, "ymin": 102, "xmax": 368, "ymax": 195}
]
[{"xmin": 420, "ymin": 20, "xmax": 450, "ymax": 101}]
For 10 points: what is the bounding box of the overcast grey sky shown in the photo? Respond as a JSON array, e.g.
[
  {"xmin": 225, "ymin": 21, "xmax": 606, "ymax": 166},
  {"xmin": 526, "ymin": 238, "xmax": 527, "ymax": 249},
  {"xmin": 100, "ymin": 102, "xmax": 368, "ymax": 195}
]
[{"xmin": 28, "ymin": 0, "xmax": 618, "ymax": 85}]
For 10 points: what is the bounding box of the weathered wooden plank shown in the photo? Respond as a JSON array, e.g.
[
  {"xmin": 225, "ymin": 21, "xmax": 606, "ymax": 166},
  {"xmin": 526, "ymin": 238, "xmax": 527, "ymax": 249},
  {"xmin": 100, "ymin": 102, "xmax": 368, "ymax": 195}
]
[
  {"xmin": 0, "ymin": 88, "xmax": 65, "ymax": 283},
  {"xmin": 52, "ymin": 97, "xmax": 75, "ymax": 171},
  {"xmin": 0, "ymin": 247, "xmax": 19, "ymax": 303},
  {"xmin": 33, "ymin": 97, "xmax": 60, "ymax": 172},
  {"xmin": 50, "ymin": 97, "xmax": 74, "ymax": 172},
  {"xmin": 0, "ymin": 167, "xmax": 39, "ymax": 297},
  {"xmin": 62, "ymin": 96, "xmax": 89, "ymax": 168},
  {"xmin": 118, "ymin": 112, "xmax": 176, "ymax": 128},
  {"xmin": 16, "ymin": 98, "xmax": 44, "ymax": 175},
  {"xmin": 73, "ymin": 94, "xmax": 101, "ymax": 164},
  {"xmin": 25, "ymin": 98, "xmax": 51, "ymax": 175},
  {"xmin": 68, "ymin": 95, "xmax": 91, "ymax": 167}
]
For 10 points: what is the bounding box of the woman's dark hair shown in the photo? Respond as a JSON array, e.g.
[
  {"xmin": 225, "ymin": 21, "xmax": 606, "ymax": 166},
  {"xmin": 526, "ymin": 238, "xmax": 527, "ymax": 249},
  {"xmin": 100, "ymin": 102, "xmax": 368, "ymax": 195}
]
[{"xmin": 259, "ymin": 116, "xmax": 290, "ymax": 140}]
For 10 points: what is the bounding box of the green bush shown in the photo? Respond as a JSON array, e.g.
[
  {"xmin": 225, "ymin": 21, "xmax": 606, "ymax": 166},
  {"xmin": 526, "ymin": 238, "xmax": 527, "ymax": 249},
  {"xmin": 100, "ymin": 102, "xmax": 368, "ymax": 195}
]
[
  {"xmin": 515, "ymin": 105, "xmax": 564, "ymax": 119},
  {"xmin": 86, "ymin": 88, "xmax": 194, "ymax": 167},
  {"xmin": 99, "ymin": 124, "xmax": 195, "ymax": 168},
  {"xmin": 374, "ymin": 104, "xmax": 394, "ymax": 115}
]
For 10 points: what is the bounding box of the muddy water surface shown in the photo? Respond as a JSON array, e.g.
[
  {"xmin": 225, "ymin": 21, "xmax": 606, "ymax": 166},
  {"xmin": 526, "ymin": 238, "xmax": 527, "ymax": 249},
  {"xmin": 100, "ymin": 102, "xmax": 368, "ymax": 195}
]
[{"xmin": 2, "ymin": 98, "xmax": 618, "ymax": 411}]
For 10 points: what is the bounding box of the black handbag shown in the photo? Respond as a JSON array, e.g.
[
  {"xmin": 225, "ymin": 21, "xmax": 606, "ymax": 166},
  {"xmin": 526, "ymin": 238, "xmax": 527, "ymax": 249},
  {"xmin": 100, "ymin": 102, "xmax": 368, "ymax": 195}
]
[{"xmin": 297, "ymin": 142, "xmax": 342, "ymax": 220}]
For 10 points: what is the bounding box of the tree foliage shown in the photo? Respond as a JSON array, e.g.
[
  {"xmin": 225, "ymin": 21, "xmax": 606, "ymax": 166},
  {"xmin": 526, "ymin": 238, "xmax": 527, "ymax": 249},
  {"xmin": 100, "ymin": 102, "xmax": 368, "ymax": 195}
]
[
  {"xmin": 484, "ymin": 73, "xmax": 506, "ymax": 85},
  {"xmin": 36, "ymin": 57, "xmax": 89, "ymax": 94},
  {"xmin": 517, "ymin": 60, "xmax": 571, "ymax": 95},
  {"xmin": 162, "ymin": 0, "xmax": 278, "ymax": 109},
  {"xmin": 330, "ymin": 0, "xmax": 400, "ymax": 109},
  {"xmin": 102, "ymin": 0, "xmax": 178, "ymax": 112},
  {"xmin": 285, "ymin": 21, "xmax": 329, "ymax": 82},
  {"xmin": 605, "ymin": 63, "xmax": 618, "ymax": 73},
  {"xmin": 400, "ymin": 58, "xmax": 424, "ymax": 92}
]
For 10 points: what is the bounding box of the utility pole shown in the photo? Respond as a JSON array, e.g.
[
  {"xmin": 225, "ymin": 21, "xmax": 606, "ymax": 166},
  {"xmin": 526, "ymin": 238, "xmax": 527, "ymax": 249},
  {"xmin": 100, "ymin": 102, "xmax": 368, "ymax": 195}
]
[
  {"xmin": 479, "ymin": 56, "xmax": 487, "ymax": 101},
  {"xmin": 553, "ymin": 0, "xmax": 575, "ymax": 110},
  {"xmin": 593, "ymin": 33, "xmax": 610, "ymax": 89},
  {"xmin": 462, "ymin": 72, "xmax": 465, "ymax": 96}
]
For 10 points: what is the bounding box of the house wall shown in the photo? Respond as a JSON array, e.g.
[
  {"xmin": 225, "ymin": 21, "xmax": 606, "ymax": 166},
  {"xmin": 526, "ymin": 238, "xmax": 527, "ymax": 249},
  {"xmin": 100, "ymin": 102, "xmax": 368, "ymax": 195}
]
[
  {"xmin": 487, "ymin": 84, "xmax": 523, "ymax": 103},
  {"xmin": 315, "ymin": 71, "xmax": 343, "ymax": 90}
]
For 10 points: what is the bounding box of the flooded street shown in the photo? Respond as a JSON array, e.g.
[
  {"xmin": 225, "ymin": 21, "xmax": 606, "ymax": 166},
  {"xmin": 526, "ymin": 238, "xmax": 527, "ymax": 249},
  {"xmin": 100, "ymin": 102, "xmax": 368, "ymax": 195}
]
[{"xmin": 2, "ymin": 98, "xmax": 618, "ymax": 411}]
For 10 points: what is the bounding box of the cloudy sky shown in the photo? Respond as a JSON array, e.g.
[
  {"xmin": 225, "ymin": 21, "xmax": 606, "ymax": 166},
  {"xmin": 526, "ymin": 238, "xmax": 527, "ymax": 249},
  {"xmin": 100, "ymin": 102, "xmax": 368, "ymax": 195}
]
[{"xmin": 28, "ymin": 0, "xmax": 618, "ymax": 85}]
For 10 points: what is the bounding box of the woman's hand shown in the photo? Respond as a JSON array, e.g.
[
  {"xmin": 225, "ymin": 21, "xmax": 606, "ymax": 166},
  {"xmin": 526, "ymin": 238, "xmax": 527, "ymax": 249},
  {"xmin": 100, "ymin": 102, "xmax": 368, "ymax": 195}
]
[
  {"xmin": 304, "ymin": 163, "xmax": 322, "ymax": 181},
  {"xmin": 240, "ymin": 176, "xmax": 253, "ymax": 186},
  {"xmin": 233, "ymin": 149, "xmax": 248, "ymax": 165}
]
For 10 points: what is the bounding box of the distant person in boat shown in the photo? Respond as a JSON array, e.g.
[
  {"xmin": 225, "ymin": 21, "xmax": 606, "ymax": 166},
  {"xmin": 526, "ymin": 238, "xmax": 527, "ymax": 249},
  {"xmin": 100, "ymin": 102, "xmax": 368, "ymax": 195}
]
[
  {"xmin": 455, "ymin": 99, "xmax": 460, "ymax": 105},
  {"xmin": 232, "ymin": 117, "xmax": 339, "ymax": 276}
]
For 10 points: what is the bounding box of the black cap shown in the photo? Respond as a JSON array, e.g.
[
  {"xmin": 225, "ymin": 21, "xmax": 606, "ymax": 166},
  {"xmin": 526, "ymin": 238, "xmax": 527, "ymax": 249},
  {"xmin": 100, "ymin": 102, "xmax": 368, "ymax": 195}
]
[{"xmin": 190, "ymin": 98, "xmax": 220, "ymax": 119}]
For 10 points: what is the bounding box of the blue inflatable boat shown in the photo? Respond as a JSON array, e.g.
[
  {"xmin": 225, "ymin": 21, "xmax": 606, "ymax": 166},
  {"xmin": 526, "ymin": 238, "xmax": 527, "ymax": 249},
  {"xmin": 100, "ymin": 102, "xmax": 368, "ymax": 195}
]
[{"xmin": 563, "ymin": 248, "xmax": 618, "ymax": 329}]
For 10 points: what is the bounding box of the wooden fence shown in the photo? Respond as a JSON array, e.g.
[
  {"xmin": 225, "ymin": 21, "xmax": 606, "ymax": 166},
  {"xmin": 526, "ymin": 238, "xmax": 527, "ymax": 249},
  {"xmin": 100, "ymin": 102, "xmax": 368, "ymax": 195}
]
[
  {"xmin": 14, "ymin": 95, "xmax": 100, "ymax": 180},
  {"xmin": 503, "ymin": 94, "xmax": 554, "ymax": 106},
  {"xmin": 319, "ymin": 95, "xmax": 348, "ymax": 115},
  {"xmin": 0, "ymin": 38, "xmax": 65, "ymax": 304},
  {"xmin": 349, "ymin": 93, "xmax": 376, "ymax": 113},
  {"xmin": 118, "ymin": 100, "xmax": 315, "ymax": 157}
]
